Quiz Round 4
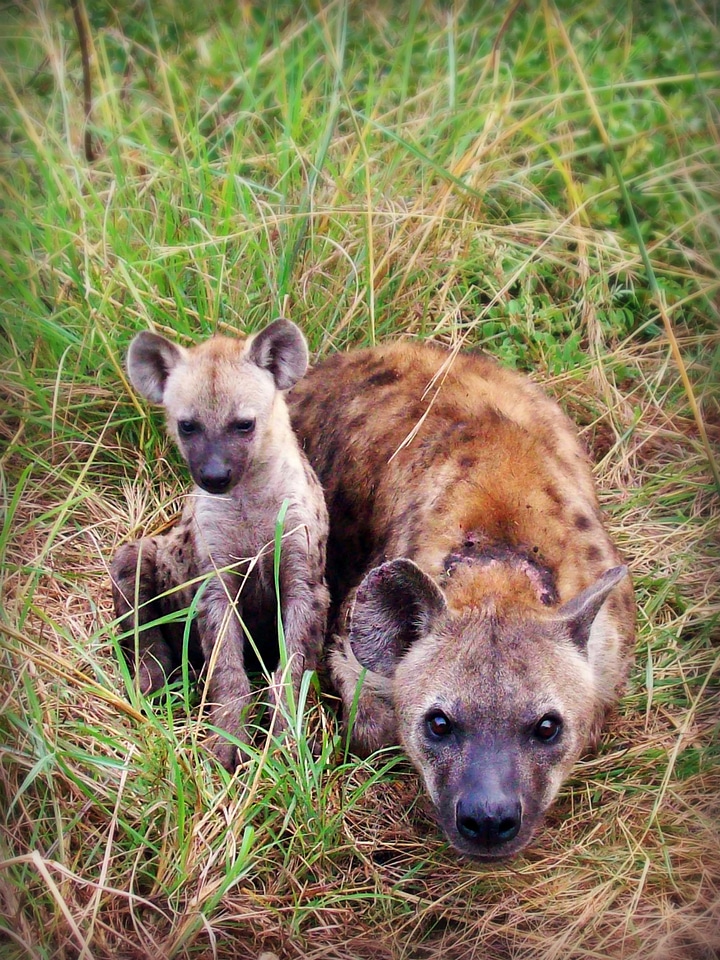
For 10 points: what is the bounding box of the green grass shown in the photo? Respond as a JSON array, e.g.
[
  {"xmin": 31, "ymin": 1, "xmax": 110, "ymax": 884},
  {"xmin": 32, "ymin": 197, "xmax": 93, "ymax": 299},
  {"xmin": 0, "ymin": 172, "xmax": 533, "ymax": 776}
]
[{"xmin": 1, "ymin": 2, "xmax": 718, "ymax": 958}]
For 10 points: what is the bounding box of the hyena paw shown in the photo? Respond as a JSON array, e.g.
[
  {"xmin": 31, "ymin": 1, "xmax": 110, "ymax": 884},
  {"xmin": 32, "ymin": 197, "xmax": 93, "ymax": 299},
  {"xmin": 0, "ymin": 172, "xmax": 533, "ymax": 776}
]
[
  {"xmin": 205, "ymin": 705, "xmax": 249, "ymax": 771},
  {"xmin": 329, "ymin": 639, "xmax": 397, "ymax": 756},
  {"xmin": 268, "ymin": 660, "xmax": 305, "ymax": 730},
  {"xmin": 267, "ymin": 702, "xmax": 290, "ymax": 739},
  {"xmin": 137, "ymin": 657, "xmax": 168, "ymax": 696},
  {"xmin": 204, "ymin": 732, "xmax": 241, "ymax": 771},
  {"xmin": 345, "ymin": 701, "xmax": 397, "ymax": 758}
]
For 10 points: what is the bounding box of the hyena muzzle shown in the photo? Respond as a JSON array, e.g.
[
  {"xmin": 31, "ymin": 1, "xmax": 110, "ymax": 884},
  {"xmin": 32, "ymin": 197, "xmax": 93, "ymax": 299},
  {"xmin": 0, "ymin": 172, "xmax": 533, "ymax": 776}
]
[
  {"xmin": 289, "ymin": 341, "xmax": 636, "ymax": 859},
  {"xmin": 110, "ymin": 319, "xmax": 330, "ymax": 769}
]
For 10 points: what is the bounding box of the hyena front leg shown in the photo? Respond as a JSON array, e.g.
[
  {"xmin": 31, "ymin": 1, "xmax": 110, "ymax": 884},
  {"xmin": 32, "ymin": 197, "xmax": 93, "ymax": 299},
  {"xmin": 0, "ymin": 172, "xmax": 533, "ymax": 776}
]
[
  {"xmin": 328, "ymin": 638, "xmax": 397, "ymax": 757},
  {"xmin": 197, "ymin": 574, "xmax": 253, "ymax": 770},
  {"xmin": 110, "ymin": 537, "xmax": 178, "ymax": 694},
  {"xmin": 269, "ymin": 566, "xmax": 330, "ymax": 735}
]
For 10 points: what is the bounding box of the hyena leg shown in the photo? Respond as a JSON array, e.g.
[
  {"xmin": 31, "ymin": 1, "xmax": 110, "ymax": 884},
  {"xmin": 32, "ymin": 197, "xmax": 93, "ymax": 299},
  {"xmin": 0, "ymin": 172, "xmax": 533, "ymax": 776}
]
[
  {"xmin": 197, "ymin": 575, "xmax": 253, "ymax": 770},
  {"xmin": 269, "ymin": 576, "xmax": 330, "ymax": 733},
  {"xmin": 328, "ymin": 638, "xmax": 397, "ymax": 757},
  {"xmin": 110, "ymin": 537, "xmax": 177, "ymax": 694}
]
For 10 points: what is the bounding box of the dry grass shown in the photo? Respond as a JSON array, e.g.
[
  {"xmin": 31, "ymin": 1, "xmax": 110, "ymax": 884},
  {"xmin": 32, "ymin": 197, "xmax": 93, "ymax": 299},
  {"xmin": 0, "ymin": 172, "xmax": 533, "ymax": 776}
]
[{"xmin": 1, "ymin": 2, "xmax": 719, "ymax": 958}]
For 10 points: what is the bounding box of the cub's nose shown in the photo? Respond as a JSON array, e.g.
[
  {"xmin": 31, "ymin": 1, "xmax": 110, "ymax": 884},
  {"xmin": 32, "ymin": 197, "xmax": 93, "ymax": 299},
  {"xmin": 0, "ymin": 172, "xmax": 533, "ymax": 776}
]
[
  {"xmin": 198, "ymin": 467, "xmax": 232, "ymax": 494},
  {"xmin": 455, "ymin": 797, "xmax": 522, "ymax": 849}
]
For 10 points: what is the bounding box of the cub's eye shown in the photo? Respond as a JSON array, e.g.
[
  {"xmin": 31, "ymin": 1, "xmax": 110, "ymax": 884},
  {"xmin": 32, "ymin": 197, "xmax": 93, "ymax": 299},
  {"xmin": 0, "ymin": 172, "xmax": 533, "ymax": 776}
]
[
  {"xmin": 425, "ymin": 710, "xmax": 453, "ymax": 740},
  {"xmin": 178, "ymin": 419, "xmax": 199, "ymax": 436},
  {"xmin": 533, "ymin": 714, "xmax": 562, "ymax": 743},
  {"xmin": 231, "ymin": 418, "xmax": 256, "ymax": 435}
]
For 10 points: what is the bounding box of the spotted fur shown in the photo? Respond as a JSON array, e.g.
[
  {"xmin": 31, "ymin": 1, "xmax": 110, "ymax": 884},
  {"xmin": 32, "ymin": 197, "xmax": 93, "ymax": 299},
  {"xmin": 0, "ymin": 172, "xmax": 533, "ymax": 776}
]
[
  {"xmin": 290, "ymin": 341, "xmax": 635, "ymax": 858},
  {"xmin": 111, "ymin": 320, "xmax": 330, "ymax": 769}
]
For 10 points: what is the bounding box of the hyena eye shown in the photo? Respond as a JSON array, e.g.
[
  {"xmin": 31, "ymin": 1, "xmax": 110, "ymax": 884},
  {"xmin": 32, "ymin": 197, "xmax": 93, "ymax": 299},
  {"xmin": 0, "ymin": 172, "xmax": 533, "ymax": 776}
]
[
  {"xmin": 178, "ymin": 419, "xmax": 199, "ymax": 436},
  {"xmin": 533, "ymin": 713, "xmax": 563, "ymax": 743},
  {"xmin": 425, "ymin": 709, "xmax": 453, "ymax": 739},
  {"xmin": 231, "ymin": 418, "xmax": 256, "ymax": 435}
]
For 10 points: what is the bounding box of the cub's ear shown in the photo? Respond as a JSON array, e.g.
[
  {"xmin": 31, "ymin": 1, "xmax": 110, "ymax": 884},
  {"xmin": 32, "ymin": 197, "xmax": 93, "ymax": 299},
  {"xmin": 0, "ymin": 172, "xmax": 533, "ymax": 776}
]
[
  {"xmin": 558, "ymin": 565, "xmax": 629, "ymax": 651},
  {"xmin": 349, "ymin": 559, "xmax": 447, "ymax": 678},
  {"xmin": 248, "ymin": 318, "xmax": 309, "ymax": 390},
  {"xmin": 127, "ymin": 331, "xmax": 185, "ymax": 404}
]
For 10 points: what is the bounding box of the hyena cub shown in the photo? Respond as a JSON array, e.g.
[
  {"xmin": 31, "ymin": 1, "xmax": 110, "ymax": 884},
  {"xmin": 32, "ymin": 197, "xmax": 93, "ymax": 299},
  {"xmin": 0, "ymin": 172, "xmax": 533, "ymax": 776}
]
[
  {"xmin": 111, "ymin": 319, "xmax": 330, "ymax": 769},
  {"xmin": 290, "ymin": 342, "xmax": 636, "ymax": 859}
]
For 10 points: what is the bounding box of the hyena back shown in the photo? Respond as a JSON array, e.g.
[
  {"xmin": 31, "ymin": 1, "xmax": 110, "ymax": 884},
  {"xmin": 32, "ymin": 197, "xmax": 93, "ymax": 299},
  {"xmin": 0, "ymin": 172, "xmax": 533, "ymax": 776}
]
[
  {"xmin": 111, "ymin": 319, "xmax": 330, "ymax": 769},
  {"xmin": 290, "ymin": 341, "xmax": 635, "ymax": 859}
]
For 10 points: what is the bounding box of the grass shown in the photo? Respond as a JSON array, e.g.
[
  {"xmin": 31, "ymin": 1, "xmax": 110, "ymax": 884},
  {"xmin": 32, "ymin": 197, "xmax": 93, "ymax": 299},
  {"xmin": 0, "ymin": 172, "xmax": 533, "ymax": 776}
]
[{"xmin": 0, "ymin": 1, "xmax": 719, "ymax": 957}]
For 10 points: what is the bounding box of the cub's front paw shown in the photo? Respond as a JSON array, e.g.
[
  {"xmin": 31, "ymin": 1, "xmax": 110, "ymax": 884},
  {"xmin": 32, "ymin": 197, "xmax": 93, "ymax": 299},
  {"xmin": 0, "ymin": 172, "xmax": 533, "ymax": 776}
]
[
  {"xmin": 137, "ymin": 656, "xmax": 169, "ymax": 696},
  {"xmin": 204, "ymin": 733, "xmax": 241, "ymax": 771}
]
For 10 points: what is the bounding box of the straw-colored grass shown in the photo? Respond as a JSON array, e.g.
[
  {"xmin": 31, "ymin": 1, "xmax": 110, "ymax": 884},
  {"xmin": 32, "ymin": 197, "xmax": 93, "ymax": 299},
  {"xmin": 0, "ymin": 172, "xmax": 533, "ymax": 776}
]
[{"xmin": 1, "ymin": 2, "xmax": 718, "ymax": 958}]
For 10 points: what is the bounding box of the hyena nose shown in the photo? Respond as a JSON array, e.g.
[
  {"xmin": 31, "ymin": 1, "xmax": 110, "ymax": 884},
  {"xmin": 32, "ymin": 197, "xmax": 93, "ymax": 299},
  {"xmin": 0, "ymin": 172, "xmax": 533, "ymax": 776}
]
[
  {"xmin": 455, "ymin": 797, "xmax": 522, "ymax": 848},
  {"xmin": 199, "ymin": 466, "xmax": 232, "ymax": 494}
]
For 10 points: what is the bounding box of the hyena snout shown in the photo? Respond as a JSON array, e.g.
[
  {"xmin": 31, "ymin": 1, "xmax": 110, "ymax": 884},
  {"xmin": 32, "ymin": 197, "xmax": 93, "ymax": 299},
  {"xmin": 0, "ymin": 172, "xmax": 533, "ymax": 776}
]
[
  {"xmin": 196, "ymin": 452, "xmax": 233, "ymax": 494},
  {"xmin": 455, "ymin": 794, "xmax": 522, "ymax": 849},
  {"xmin": 187, "ymin": 442, "xmax": 250, "ymax": 495},
  {"xmin": 441, "ymin": 749, "xmax": 528, "ymax": 857}
]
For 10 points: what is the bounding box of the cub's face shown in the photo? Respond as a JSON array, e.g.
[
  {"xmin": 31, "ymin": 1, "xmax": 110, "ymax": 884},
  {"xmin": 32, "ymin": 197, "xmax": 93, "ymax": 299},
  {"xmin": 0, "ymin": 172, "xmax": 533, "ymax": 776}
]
[
  {"xmin": 161, "ymin": 344, "xmax": 277, "ymax": 494},
  {"xmin": 126, "ymin": 319, "xmax": 309, "ymax": 495}
]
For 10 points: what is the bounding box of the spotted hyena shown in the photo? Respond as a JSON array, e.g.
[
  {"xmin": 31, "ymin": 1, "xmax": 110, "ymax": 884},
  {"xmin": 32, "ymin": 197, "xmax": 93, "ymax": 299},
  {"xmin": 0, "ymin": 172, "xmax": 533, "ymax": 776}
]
[
  {"xmin": 289, "ymin": 341, "xmax": 635, "ymax": 859},
  {"xmin": 111, "ymin": 319, "xmax": 330, "ymax": 768}
]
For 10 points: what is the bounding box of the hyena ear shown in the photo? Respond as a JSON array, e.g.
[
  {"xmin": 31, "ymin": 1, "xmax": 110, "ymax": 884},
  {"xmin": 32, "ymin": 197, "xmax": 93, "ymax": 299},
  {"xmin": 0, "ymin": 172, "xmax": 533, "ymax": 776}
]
[
  {"xmin": 248, "ymin": 318, "xmax": 309, "ymax": 390},
  {"xmin": 558, "ymin": 565, "xmax": 628, "ymax": 651},
  {"xmin": 127, "ymin": 331, "xmax": 185, "ymax": 404},
  {"xmin": 349, "ymin": 559, "xmax": 447, "ymax": 677}
]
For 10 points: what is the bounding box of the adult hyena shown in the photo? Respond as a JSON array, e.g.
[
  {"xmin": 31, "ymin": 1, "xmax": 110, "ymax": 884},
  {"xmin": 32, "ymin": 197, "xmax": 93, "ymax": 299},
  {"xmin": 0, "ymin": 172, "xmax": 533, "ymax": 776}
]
[
  {"xmin": 111, "ymin": 319, "xmax": 330, "ymax": 769},
  {"xmin": 289, "ymin": 341, "xmax": 635, "ymax": 859}
]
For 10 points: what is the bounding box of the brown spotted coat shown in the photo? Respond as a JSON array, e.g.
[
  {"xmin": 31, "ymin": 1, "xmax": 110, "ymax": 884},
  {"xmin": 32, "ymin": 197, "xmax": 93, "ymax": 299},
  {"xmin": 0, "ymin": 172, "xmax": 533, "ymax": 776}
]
[
  {"xmin": 111, "ymin": 320, "xmax": 330, "ymax": 769},
  {"xmin": 290, "ymin": 341, "xmax": 635, "ymax": 858}
]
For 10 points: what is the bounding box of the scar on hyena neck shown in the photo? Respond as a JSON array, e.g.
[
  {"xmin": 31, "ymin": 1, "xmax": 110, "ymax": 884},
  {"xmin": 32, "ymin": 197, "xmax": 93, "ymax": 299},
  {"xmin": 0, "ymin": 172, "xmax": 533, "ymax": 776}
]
[{"xmin": 442, "ymin": 533, "xmax": 558, "ymax": 607}]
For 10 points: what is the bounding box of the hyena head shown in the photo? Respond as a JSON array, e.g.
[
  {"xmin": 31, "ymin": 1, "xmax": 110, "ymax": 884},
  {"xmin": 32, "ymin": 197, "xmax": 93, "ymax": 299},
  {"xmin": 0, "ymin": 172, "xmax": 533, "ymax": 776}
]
[
  {"xmin": 348, "ymin": 559, "xmax": 627, "ymax": 860},
  {"xmin": 127, "ymin": 319, "xmax": 308, "ymax": 494}
]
